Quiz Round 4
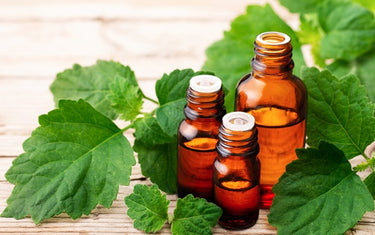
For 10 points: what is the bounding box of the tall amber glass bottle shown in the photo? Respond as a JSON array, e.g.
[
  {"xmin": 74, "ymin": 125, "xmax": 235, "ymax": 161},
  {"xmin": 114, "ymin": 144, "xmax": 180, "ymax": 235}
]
[
  {"xmin": 213, "ymin": 112, "xmax": 260, "ymax": 230},
  {"xmin": 235, "ymin": 32, "xmax": 307, "ymax": 208},
  {"xmin": 177, "ymin": 75, "xmax": 226, "ymax": 201}
]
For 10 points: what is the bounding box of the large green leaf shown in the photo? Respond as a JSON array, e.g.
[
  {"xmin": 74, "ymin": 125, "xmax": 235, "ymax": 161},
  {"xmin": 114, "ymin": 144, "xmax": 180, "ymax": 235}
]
[
  {"xmin": 125, "ymin": 184, "xmax": 169, "ymax": 233},
  {"xmin": 203, "ymin": 4, "xmax": 305, "ymax": 111},
  {"xmin": 171, "ymin": 195, "xmax": 222, "ymax": 235},
  {"xmin": 268, "ymin": 142, "xmax": 374, "ymax": 234},
  {"xmin": 1, "ymin": 100, "xmax": 135, "ymax": 224},
  {"xmin": 133, "ymin": 141, "xmax": 177, "ymax": 194},
  {"xmin": 279, "ymin": 0, "xmax": 325, "ymax": 13},
  {"xmin": 50, "ymin": 60, "xmax": 140, "ymax": 119},
  {"xmin": 302, "ymin": 67, "xmax": 375, "ymax": 159},
  {"xmin": 318, "ymin": 0, "xmax": 375, "ymax": 61},
  {"xmin": 156, "ymin": 99, "xmax": 186, "ymax": 137},
  {"xmin": 326, "ymin": 48, "xmax": 375, "ymax": 102}
]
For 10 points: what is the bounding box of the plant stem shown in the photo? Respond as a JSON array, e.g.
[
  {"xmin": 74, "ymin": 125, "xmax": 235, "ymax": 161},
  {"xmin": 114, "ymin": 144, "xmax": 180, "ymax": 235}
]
[
  {"xmin": 120, "ymin": 123, "xmax": 134, "ymax": 133},
  {"xmin": 144, "ymin": 95, "xmax": 159, "ymax": 104}
]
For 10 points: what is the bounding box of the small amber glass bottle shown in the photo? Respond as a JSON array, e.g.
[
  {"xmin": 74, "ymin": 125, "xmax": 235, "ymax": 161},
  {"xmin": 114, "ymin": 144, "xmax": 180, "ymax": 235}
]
[
  {"xmin": 177, "ymin": 75, "xmax": 226, "ymax": 201},
  {"xmin": 213, "ymin": 112, "xmax": 260, "ymax": 230},
  {"xmin": 235, "ymin": 32, "xmax": 307, "ymax": 208}
]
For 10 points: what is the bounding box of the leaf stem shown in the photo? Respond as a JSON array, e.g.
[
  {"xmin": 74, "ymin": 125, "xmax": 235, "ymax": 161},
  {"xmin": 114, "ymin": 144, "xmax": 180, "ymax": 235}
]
[
  {"xmin": 121, "ymin": 123, "xmax": 134, "ymax": 133},
  {"xmin": 144, "ymin": 95, "xmax": 159, "ymax": 105}
]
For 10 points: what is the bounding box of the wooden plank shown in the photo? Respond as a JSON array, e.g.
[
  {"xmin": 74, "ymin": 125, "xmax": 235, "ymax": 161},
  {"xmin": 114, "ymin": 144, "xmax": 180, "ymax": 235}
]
[
  {"xmin": 0, "ymin": 20, "xmax": 227, "ymax": 79},
  {"xmin": 0, "ymin": 0, "xmax": 297, "ymax": 25}
]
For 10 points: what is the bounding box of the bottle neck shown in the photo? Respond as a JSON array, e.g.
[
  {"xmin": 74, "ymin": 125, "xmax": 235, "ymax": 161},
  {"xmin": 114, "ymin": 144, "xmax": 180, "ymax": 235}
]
[
  {"xmin": 251, "ymin": 32, "xmax": 294, "ymax": 79},
  {"xmin": 216, "ymin": 125, "xmax": 259, "ymax": 157},
  {"xmin": 184, "ymin": 86, "xmax": 226, "ymax": 121}
]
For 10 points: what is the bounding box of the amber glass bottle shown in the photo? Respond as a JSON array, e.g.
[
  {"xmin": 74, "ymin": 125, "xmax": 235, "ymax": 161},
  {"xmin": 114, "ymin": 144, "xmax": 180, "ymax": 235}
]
[
  {"xmin": 235, "ymin": 32, "xmax": 307, "ymax": 208},
  {"xmin": 213, "ymin": 112, "xmax": 260, "ymax": 230},
  {"xmin": 177, "ymin": 75, "xmax": 226, "ymax": 201}
]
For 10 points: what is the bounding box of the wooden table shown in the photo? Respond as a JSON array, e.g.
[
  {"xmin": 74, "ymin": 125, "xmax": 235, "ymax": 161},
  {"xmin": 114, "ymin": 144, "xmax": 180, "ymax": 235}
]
[{"xmin": 0, "ymin": 0, "xmax": 374, "ymax": 234}]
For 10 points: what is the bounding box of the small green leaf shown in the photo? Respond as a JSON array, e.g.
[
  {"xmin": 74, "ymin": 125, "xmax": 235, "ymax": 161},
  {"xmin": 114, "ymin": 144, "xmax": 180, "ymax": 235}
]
[
  {"xmin": 1, "ymin": 100, "xmax": 136, "ymax": 224},
  {"xmin": 279, "ymin": 0, "xmax": 325, "ymax": 13},
  {"xmin": 297, "ymin": 14, "xmax": 326, "ymax": 67},
  {"xmin": 302, "ymin": 67, "xmax": 375, "ymax": 159},
  {"xmin": 155, "ymin": 69, "xmax": 213, "ymax": 105},
  {"xmin": 171, "ymin": 195, "xmax": 222, "ymax": 235},
  {"xmin": 50, "ymin": 60, "xmax": 138, "ymax": 119},
  {"xmin": 133, "ymin": 140, "xmax": 178, "ymax": 194},
  {"xmin": 133, "ymin": 116, "xmax": 175, "ymax": 145},
  {"xmin": 156, "ymin": 99, "xmax": 186, "ymax": 137},
  {"xmin": 318, "ymin": 1, "xmax": 375, "ymax": 61},
  {"xmin": 108, "ymin": 75, "xmax": 144, "ymax": 121},
  {"xmin": 125, "ymin": 184, "xmax": 169, "ymax": 233},
  {"xmin": 203, "ymin": 4, "xmax": 305, "ymax": 111},
  {"xmin": 268, "ymin": 141, "xmax": 374, "ymax": 234}
]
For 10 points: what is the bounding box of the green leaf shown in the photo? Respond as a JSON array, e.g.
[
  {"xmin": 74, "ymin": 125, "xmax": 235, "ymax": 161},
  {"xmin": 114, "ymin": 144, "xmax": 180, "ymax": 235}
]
[
  {"xmin": 318, "ymin": 1, "xmax": 375, "ymax": 61},
  {"xmin": 125, "ymin": 184, "xmax": 169, "ymax": 233},
  {"xmin": 364, "ymin": 171, "xmax": 375, "ymax": 200},
  {"xmin": 156, "ymin": 99, "xmax": 186, "ymax": 137},
  {"xmin": 133, "ymin": 116, "xmax": 175, "ymax": 145},
  {"xmin": 302, "ymin": 67, "xmax": 375, "ymax": 159},
  {"xmin": 133, "ymin": 141, "xmax": 178, "ymax": 194},
  {"xmin": 202, "ymin": 4, "xmax": 305, "ymax": 111},
  {"xmin": 171, "ymin": 195, "xmax": 222, "ymax": 235},
  {"xmin": 353, "ymin": 0, "xmax": 375, "ymax": 13},
  {"xmin": 155, "ymin": 69, "xmax": 213, "ymax": 105},
  {"xmin": 279, "ymin": 0, "xmax": 325, "ymax": 13},
  {"xmin": 297, "ymin": 14, "xmax": 326, "ymax": 67},
  {"xmin": 107, "ymin": 75, "xmax": 144, "ymax": 121},
  {"xmin": 1, "ymin": 100, "xmax": 136, "ymax": 224},
  {"xmin": 268, "ymin": 141, "xmax": 374, "ymax": 234},
  {"xmin": 50, "ymin": 60, "xmax": 139, "ymax": 119},
  {"xmin": 326, "ymin": 48, "xmax": 375, "ymax": 102}
]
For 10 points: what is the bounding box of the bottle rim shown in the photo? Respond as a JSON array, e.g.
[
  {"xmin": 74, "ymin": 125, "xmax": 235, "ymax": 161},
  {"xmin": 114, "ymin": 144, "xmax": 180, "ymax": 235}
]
[
  {"xmin": 222, "ymin": 112, "xmax": 255, "ymax": 131},
  {"xmin": 256, "ymin": 31, "xmax": 291, "ymax": 46},
  {"xmin": 189, "ymin": 75, "xmax": 222, "ymax": 93}
]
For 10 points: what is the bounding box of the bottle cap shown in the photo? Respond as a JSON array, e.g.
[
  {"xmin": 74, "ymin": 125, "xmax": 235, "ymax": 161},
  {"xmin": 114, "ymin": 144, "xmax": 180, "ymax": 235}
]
[
  {"xmin": 189, "ymin": 75, "xmax": 222, "ymax": 93},
  {"xmin": 256, "ymin": 31, "xmax": 291, "ymax": 45},
  {"xmin": 222, "ymin": 112, "xmax": 255, "ymax": 131}
]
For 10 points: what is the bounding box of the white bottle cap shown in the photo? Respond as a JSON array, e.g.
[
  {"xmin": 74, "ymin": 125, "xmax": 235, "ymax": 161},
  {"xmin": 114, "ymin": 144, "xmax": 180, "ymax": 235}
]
[
  {"xmin": 256, "ymin": 31, "xmax": 291, "ymax": 45},
  {"xmin": 189, "ymin": 75, "xmax": 222, "ymax": 93},
  {"xmin": 222, "ymin": 112, "xmax": 255, "ymax": 131}
]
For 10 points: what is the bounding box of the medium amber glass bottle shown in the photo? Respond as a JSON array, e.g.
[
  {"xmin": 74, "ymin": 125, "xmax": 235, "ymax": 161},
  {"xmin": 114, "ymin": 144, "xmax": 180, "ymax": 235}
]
[
  {"xmin": 213, "ymin": 112, "xmax": 260, "ymax": 230},
  {"xmin": 177, "ymin": 75, "xmax": 226, "ymax": 201},
  {"xmin": 235, "ymin": 32, "xmax": 307, "ymax": 208}
]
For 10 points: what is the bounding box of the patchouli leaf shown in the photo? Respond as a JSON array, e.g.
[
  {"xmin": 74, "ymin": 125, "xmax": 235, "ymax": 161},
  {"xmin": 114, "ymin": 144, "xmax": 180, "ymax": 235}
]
[
  {"xmin": 133, "ymin": 140, "xmax": 177, "ymax": 194},
  {"xmin": 155, "ymin": 69, "xmax": 213, "ymax": 105},
  {"xmin": 364, "ymin": 172, "xmax": 375, "ymax": 200},
  {"xmin": 1, "ymin": 100, "xmax": 135, "ymax": 224},
  {"xmin": 133, "ymin": 115, "xmax": 175, "ymax": 145},
  {"xmin": 318, "ymin": 1, "xmax": 375, "ymax": 61},
  {"xmin": 171, "ymin": 195, "xmax": 222, "ymax": 235},
  {"xmin": 326, "ymin": 48, "xmax": 375, "ymax": 102},
  {"xmin": 268, "ymin": 142, "xmax": 374, "ymax": 234},
  {"xmin": 203, "ymin": 4, "xmax": 305, "ymax": 111},
  {"xmin": 302, "ymin": 67, "xmax": 375, "ymax": 159},
  {"xmin": 125, "ymin": 184, "xmax": 169, "ymax": 233},
  {"xmin": 156, "ymin": 99, "xmax": 186, "ymax": 137},
  {"xmin": 279, "ymin": 0, "xmax": 325, "ymax": 13},
  {"xmin": 108, "ymin": 74, "xmax": 144, "ymax": 121},
  {"xmin": 50, "ymin": 60, "xmax": 139, "ymax": 119}
]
